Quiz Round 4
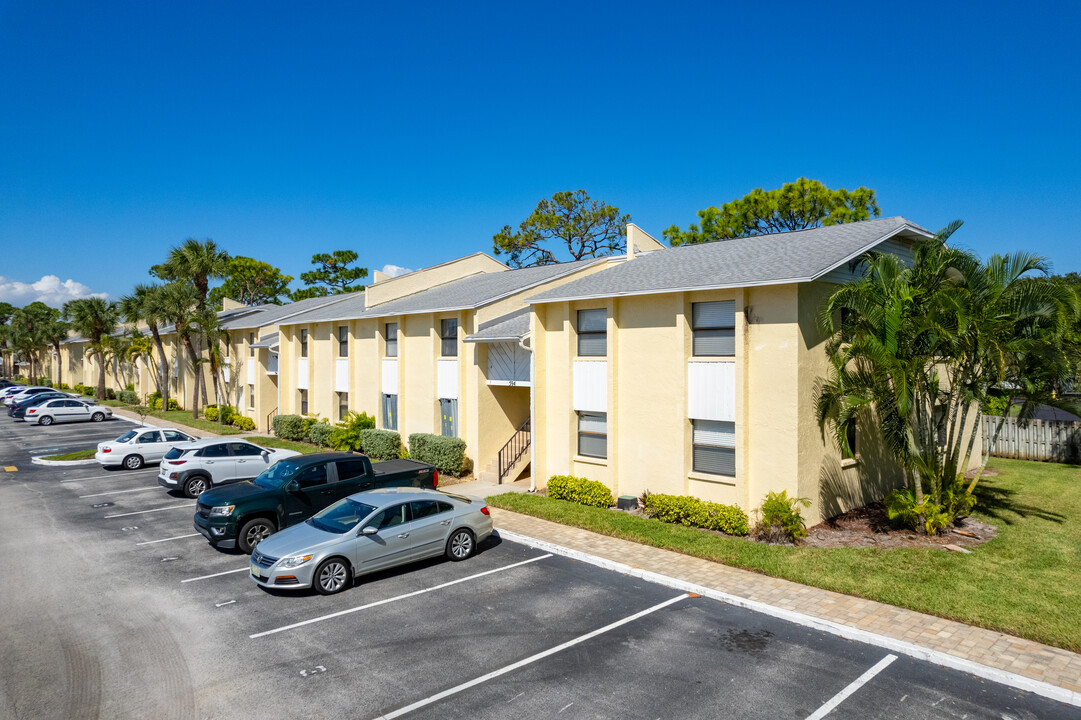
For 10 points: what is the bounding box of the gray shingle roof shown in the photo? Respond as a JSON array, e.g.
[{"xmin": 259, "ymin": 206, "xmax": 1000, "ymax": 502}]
[
  {"xmin": 251, "ymin": 332, "xmax": 279, "ymax": 349},
  {"xmin": 527, "ymin": 217, "xmax": 932, "ymax": 304},
  {"xmin": 464, "ymin": 308, "xmax": 530, "ymax": 342},
  {"xmin": 282, "ymin": 258, "xmax": 605, "ymax": 325},
  {"xmin": 220, "ymin": 293, "xmax": 357, "ymax": 330}
]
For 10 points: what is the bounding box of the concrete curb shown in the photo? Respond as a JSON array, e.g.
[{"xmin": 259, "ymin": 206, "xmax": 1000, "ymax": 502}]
[
  {"xmin": 497, "ymin": 528, "xmax": 1081, "ymax": 709},
  {"xmin": 30, "ymin": 456, "xmax": 98, "ymax": 466}
]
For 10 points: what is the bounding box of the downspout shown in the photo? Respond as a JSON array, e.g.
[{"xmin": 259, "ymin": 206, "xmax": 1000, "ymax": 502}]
[{"xmin": 520, "ymin": 332, "xmax": 536, "ymax": 493}]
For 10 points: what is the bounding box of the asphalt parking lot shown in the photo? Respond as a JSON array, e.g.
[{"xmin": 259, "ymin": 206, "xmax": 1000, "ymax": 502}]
[{"xmin": 1, "ymin": 416, "xmax": 1078, "ymax": 720}]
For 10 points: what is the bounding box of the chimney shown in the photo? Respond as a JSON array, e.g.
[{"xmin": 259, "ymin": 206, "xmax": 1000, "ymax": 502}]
[{"xmin": 626, "ymin": 223, "xmax": 666, "ymax": 260}]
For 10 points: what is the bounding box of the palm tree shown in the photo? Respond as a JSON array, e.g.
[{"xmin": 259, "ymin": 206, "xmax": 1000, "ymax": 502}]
[
  {"xmin": 121, "ymin": 284, "xmax": 172, "ymax": 407},
  {"xmin": 153, "ymin": 239, "xmax": 230, "ymax": 411},
  {"xmin": 63, "ymin": 298, "xmax": 121, "ymax": 400},
  {"xmin": 43, "ymin": 316, "xmax": 72, "ymax": 388},
  {"xmin": 125, "ymin": 333, "xmax": 156, "ymax": 400},
  {"xmin": 816, "ymin": 229, "xmax": 1077, "ymax": 531},
  {"xmin": 156, "ymin": 282, "xmax": 203, "ymax": 417}
]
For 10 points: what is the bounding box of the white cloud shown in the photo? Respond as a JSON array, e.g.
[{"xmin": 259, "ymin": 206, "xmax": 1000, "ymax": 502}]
[
  {"xmin": 380, "ymin": 264, "xmax": 413, "ymax": 278},
  {"xmin": 0, "ymin": 275, "xmax": 109, "ymax": 307}
]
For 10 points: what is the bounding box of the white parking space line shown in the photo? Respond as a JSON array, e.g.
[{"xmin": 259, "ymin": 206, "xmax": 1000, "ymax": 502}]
[
  {"xmin": 61, "ymin": 468, "xmax": 160, "ymax": 482},
  {"xmin": 803, "ymin": 654, "xmax": 897, "ymax": 720},
  {"xmin": 136, "ymin": 533, "xmax": 201, "ymax": 546},
  {"xmin": 80, "ymin": 487, "xmax": 159, "ymax": 498},
  {"xmin": 375, "ymin": 593, "xmax": 689, "ymax": 719},
  {"xmin": 250, "ymin": 554, "xmax": 554, "ymax": 640},
  {"xmin": 104, "ymin": 503, "xmax": 194, "ymax": 518},
  {"xmin": 181, "ymin": 568, "xmax": 249, "ymax": 583}
]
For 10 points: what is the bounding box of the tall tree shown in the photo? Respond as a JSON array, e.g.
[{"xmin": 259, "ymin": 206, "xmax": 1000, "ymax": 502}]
[
  {"xmin": 156, "ymin": 282, "xmax": 203, "ymax": 418},
  {"xmin": 120, "ymin": 284, "xmax": 173, "ymax": 407},
  {"xmin": 0, "ymin": 302, "xmax": 15, "ymax": 378},
  {"xmin": 209, "ymin": 256, "xmax": 293, "ymax": 307},
  {"xmin": 291, "ymin": 250, "xmax": 369, "ymax": 300},
  {"xmin": 9, "ymin": 303, "xmax": 57, "ymax": 382},
  {"xmin": 63, "ymin": 298, "xmax": 121, "ymax": 400},
  {"xmin": 492, "ymin": 189, "xmax": 630, "ymax": 268},
  {"xmin": 664, "ymin": 178, "xmax": 880, "ymax": 246},
  {"xmin": 43, "ymin": 314, "xmax": 71, "ymax": 388},
  {"xmin": 815, "ymin": 226, "xmax": 1077, "ymax": 532}
]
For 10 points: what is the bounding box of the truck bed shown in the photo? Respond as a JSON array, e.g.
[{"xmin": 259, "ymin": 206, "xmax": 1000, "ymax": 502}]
[{"xmin": 371, "ymin": 458, "xmax": 436, "ymax": 478}]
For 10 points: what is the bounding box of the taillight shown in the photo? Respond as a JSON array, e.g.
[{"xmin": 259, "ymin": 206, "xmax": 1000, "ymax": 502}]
[
  {"xmin": 27, "ymin": 409, "xmax": 36, "ymax": 414},
  {"xmin": 433, "ymin": 470, "xmax": 439, "ymax": 488},
  {"xmin": 170, "ymin": 460, "xmax": 186, "ymax": 465},
  {"xmin": 102, "ymin": 447, "xmax": 111, "ymax": 453},
  {"xmin": 480, "ymin": 506, "xmax": 490, "ymax": 516}
]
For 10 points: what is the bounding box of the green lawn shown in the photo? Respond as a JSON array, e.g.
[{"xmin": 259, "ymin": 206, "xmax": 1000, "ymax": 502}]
[
  {"xmin": 488, "ymin": 458, "xmax": 1081, "ymax": 652},
  {"xmin": 117, "ymin": 408, "xmax": 242, "ymax": 435},
  {"xmin": 246, "ymin": 436, "xmax": 324, "ymax": 454},
  {"xmin": 41, "ymin": 448, "xmax": 96, "ymax": 461}
]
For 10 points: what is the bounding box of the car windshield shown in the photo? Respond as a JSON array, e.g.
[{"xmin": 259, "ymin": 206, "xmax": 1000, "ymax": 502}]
[
  {"xmin": 253, "ymin": 460, "xmax": 302, "ymax": 489},
  {"xmin": 307, "ymin": 499, "xmax": 377, "ymax": 534},
  {"xmin": 115, "ymin": 431, "xmax": 137, "ymax": 442}
]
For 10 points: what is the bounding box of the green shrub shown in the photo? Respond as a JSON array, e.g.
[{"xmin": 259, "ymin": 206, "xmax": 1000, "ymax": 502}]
[
  {"xmin": 204, "ymin": 406, "xmax": 219, "ymax": 421},
  {"xmin": 232, "ymin": 415, "xmax": 255, "ymax": 431},
  {"xmin": 755, "ymin": 490, "xmax": 811, "ymax": 543},
  {"xmin": 148, "ymin": 391, "xmax": 161, "ymax": 405},
  {"xmin": 168, "ymin": 398, "xmax": 179, "ymax": 411},
  {"xmin": 124, "ymin": 383, "xmax": 134, "ymax": 392},
  {"xmin": 885, "ymin": 476, "xmax": 973, "ymax": 535},
  {"xmin": 329, "ymin": 411, "xmax": 376, "ymax": 452},
  {"xmin": 547, "ymin": 475, "xmax": 615, "ymax": 508},
  {"xmin": 219, "ymin": 405, "xmax": 236, "ymax": 424},
  {"xmin": 104, "ymin": 388, "xmax": 116, "ymax": 400},
  {"xmin": 118, "ymin": 390, "xmax": 139, "ymax": 405},
  {"xmin": 360, "ymin": 429, "xmax": 402, "ymax": 461},
  {"xmin": 73, "ymin": 383, "xmax": 92, "ymax": 396},
  {"xmin": 308, "ymin": 422, "xmax": 335, "ymax": 447},
  {"xmin": 272, "ymin": 414, "xmax": 306, "ymax": 441},
  {"xmin": 58, "ymin": 383, "xmax": 70, "ymax": 391},
  {"xmin": 408, "ymin": 433, "xmax": 468, "ymax": 476},
  {"xmin": 643, "ymin": 493, "xmax": 749, "ymax": 536},
  {"xmin": 151, "ymin": 398, "xmax": 162, "ymax": 410},
  {"xmin": 37, "ymin": 376, "xmax": 53, "ymax": 387}
]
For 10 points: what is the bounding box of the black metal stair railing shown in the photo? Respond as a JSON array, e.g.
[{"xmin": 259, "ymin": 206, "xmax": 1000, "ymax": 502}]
[{"xmin": 497, "ymin": 418, "xmax": 531, "ymax": 483}]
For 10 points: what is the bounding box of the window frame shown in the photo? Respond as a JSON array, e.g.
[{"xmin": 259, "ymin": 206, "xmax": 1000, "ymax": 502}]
[
  {"xmin": 338, "ymin": 391, "xmax": 348, "ymax": 422},
  {"xmin": 577, "ymin": 411, "xmax": 607, "ymax": 459},
  {"xmin": 691, "ymin": 301, "xmax": 736, "ymax": 358},
  {"xmin": 300, "ymin": 329, "xmax": 309, "ymax": 358},
  {"xmin": 248, "ymin": 383, "xmax": 255, "ymax": 409},
  {"xmin": 576, "ymin": 309, "xmax": 607, "ymax": 357},
  {"xmin": 299, "ymin": 389, "xmax": 308, "ymax": 416},
  {"xmin": 385, "ymin": 322, "xmax": 398, "ymax": 358},
  {"xmin": 338, "ymin": 325, "xmax": 349, "ymax": 357},
  {"xmin": 440, "ymin": 318, "xmax": 458, "ymax": 358},
  {"xmin": 691, "ymin": 419, "xmax": 736, "ymax": 476}
]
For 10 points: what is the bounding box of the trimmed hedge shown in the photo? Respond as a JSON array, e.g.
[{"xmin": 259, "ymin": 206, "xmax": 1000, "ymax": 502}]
[
  {"xmin": 408, "ymin": 433, "xmax": 467, "ymax": 476},
  {"xmin": 360, "ymin": 429, "xmax": 401, "ymax": 461},
  {"xmin": 118, "ymin": 390, "xmax": 139, "ymax": 405},
  {"xmin": 151, "ymin": 397, "xmax": 180, "ymax": 411},
  {"xmin": 308, "ymin": 422, "xmax": 335, "ymax": 448},
  {"xmin": 643, "ymin": 493, "xmax": 748, "ymax": 536},
  {"xmin": 272, "ymin": 414, "xmax": 306, "ymax": 441},
  {"xmin": 232, "ymin": 415, "xmax": 255, "ymax": 431},
  {"xmin": 204, "ymin": 406, "xmax": 219, "ymax": 421},
  {"xmin": 547, "ymin": 475, "xmax": 615, "ymax": 508}
]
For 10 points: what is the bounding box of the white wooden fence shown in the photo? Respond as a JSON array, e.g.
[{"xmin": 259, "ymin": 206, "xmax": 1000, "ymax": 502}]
[{"xmin": 981, "ymin": 416, "xmax": 1081, "ymax": 463}]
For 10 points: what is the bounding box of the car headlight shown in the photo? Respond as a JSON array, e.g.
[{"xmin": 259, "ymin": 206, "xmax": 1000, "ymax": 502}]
[
  {"xmin": 209, "ymin": 505, "xmax": 235, "ymax": 517},
  {"xmin": 279, "ymin": 554, "xmax": 313, "ymax": 569}
]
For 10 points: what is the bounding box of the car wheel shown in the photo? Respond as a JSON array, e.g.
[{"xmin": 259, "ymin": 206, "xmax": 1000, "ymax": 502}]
[
  {"xmin": 183, "ymin": 476, "xmax": 209, "ymax": 498},
  {"xmin": 314, "ymin": 558, "xmax": 351, "ymax": 595},
  {"xmin": 446, "ymin": 528, "xmax": 475, "ymax": 561},
  {"xmin": 238, "ymin": 517, "xmax": 276, "ymax": 554},
  {"xmin": 38, "ymin": 415, "xmax": 54, "ymax": 426},
  {"xmin": 123, "ymin": 454, "xmax": 143, "ymax": 470},
  {"xmin": 91, "ymin": 412, "xmax": 105, "ymax": 422}
]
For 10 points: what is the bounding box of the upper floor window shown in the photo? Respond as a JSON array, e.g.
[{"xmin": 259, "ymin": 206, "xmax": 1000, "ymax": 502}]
[
  {"xmin": 300, "ymin": 329, "xmax": 309, "ymax": 358},
  {"xmin": 441, "ymin": 319, "xmax": 458, "ymax": 357},
  {"xmin": 577, "ymin": 309, "xmax": 606, "ymax": 357},
  {"xmin": 385, "ymin": 323, "xmax": 398, "ymax": 357},
  {"xmin": 692, "ymin": 301, "xmax": 735, "ymax": 357},
  {"xmin": 249, "ymin": 332, "xmax": 255, "ymax": 357},
  {"xmin": 338, "ymin": 326, "xmax": 349, "ymax": 357}
]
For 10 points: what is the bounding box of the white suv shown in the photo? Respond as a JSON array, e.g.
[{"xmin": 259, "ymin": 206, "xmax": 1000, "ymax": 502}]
[{"xmin": 157, "ymin": 438, "xmax": 301, "ymax": 497}]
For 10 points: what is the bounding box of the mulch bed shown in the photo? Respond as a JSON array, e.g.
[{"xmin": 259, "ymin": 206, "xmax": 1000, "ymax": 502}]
[{"xmin": 802, "ymin": 502, "xmax": 997, "ymax": 550}]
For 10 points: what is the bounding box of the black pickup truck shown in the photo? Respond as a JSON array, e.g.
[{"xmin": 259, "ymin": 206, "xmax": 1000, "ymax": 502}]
[{"xmin": 193, "ymin": 452, "xmax": 438, "ymax": 553}]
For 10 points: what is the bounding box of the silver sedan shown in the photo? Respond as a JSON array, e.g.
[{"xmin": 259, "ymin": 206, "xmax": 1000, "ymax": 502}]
[{"xmin": 249, "ymin": 487, "xmax": 494, "ymax": 595}]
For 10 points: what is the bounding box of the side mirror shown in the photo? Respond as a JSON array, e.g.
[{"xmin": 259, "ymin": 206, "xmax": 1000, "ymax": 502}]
[
  {"xmin": 361, "ymin": 526, "xmax": 378, "ymax": 535},
  {"xmin": 286, "ymin": 480, "xmax": 300, "ymax": 492},
  {"xmin": 261, "ymin": 450, "xmax": 270, "ymax": 459}
]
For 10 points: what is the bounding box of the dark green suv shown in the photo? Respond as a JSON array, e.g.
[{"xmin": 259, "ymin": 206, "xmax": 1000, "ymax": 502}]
[{"xmin": 193, "ymin": 452, "xmax": 438, "ymax": 553}]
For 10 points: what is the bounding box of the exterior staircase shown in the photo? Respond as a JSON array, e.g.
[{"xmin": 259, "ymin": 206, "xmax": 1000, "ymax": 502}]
[{"xmin": 478, "ymin": 418, "xmax": 530, "ymax": 484}]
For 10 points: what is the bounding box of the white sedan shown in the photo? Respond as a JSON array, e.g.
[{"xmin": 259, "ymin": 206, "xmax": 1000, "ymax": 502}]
[
  {"xmin": 26, "ymin": 399, "xmax": 111, "ymax": 425},
  {"xmin": 95, "ymin": 427, "xmax": 198, "ymax": 470}
]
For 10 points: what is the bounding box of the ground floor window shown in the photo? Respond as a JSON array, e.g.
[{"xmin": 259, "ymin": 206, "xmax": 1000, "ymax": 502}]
[
  {"xmin": 692, "ymin": 420, "xmax": 735, "ymax": 476},
  {"xmin": 440, "ymin": 398, "xmax": 458, "ymax": 437},
  {"xmin": 382, "ymin": 393, "xmax": 397, "ymax": 430},
  {"xmin": 248, "ymin": 384, "xmax": 255, "ymax": 409},
  {"xmin": 299, "ymin": 389, "xmax": 308, "ymax": 416},
  {"xmin": 577, "ymin": 412, "xmax": 607, "ymax": 459},
  {"xmin": 338, "ymin": 392, "xmax": 348, "ymax": 421}
]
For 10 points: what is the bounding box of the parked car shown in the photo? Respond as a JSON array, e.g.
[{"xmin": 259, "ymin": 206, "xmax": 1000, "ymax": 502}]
[
  {"xmin": 26, "ymin": 399, "xmax": 111, "ymax": 425},
  {"xmin": 250, "ymin": 488, "xmax": 493, "ymax": 595},
  {"xmin": 158, "ymin": 438, "xmax": 302, "ymax": 498},
  {"xmin": 194, "ymin": 453, "xmax": 439, "ymax": 553},
  {"xmin": 95, "ymin": 427, "xmax": 198, "ymax": 470},
  {"xmin": 8, "ymin": 391, "xmax": 91, "ymax": 417},
  {"xmin": 2, "ymin": 386, "xmax": 52, "ymax": 406}
]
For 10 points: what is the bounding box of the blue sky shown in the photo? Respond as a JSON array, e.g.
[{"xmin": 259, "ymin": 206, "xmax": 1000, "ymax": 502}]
[{"xmin": 2, "ymin": 0, "xmax": 1079, "ymax": 306}]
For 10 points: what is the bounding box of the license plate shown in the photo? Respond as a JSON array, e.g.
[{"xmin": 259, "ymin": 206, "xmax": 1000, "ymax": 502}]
[{"xmin": 251, "ymin": 564, "xmax": 260, "ymax": 578}]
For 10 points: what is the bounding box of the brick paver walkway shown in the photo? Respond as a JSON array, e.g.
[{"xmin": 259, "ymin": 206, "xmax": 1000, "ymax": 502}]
[{"xmin": 489, "ymin": 507, "xmax": 1081, "ymax": 698}]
